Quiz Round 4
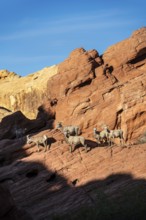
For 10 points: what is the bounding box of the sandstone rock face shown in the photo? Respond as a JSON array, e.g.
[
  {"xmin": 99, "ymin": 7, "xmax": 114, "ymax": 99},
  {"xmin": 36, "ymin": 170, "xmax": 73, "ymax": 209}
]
[
  {"xmin": 0, "ymin": 69, "xmax": 20, "ymax": 81},
  {"xmin": 46, "ymin": 27, "xmax": 146, "ymax": 143},
  {"xmin": 0, "ymin": 66, "xmax": 58, "ymax": 119}
]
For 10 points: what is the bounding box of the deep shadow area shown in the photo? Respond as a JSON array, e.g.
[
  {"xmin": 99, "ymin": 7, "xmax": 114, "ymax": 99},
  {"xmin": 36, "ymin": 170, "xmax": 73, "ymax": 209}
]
[
  {"xmin": 77, "ymin": 78, "xmax": 93, "ymax": 88},
  {"xmin": 36, "ymin": 102, "xmax": 56, "ymax": 129},
  {"xmin": 0, "ymin": 138, "xmax": 29, "ymax": 166},
  {"xmin": 107, "ymin": 65, "xmax": 114, "ymax": 74},
  {"xmin": 64, "ymin": 77, "xmax": 93, "ymax": 96},
  {"xmin": 0, "ymin": 139, "xmax": 146, "ymax": 220},
  {"xmin": 0, "ymin": 111, "xmax": 47, "ymax": 140},
  {"xmin": 54, "ymin": 173, "xmax": 146, "ymax": 220}
]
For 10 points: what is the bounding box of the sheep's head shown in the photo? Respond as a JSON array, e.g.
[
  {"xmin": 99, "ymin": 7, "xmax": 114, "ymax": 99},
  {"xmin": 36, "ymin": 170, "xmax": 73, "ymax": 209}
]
[
  {"xmin": 64, "ymin": 131, "xmax": 70, "ymax": 138},
  {"xmin": 56, "ymin": 122, "xmax": 63, "ymax": 130},
  {"xmin": 101, "ymin": 124, "xmax": 109, "ymax": 130}
]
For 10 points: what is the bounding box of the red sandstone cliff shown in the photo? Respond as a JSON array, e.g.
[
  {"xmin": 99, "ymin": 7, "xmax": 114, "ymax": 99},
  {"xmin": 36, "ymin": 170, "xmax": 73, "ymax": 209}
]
[
  {"xmin": 44, "ymin": 27, "xmax": 146, "ymax": 143},
  {"xmin": 0, "ymin": 27, "xmax": 146, "ymax": 220}
]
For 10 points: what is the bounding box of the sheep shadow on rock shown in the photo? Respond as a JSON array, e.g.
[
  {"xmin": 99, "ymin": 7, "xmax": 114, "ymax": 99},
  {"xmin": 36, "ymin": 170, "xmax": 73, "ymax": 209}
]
[
  {"xmin": 46, "ymin": 137, "xmax": 56, "ymax": 149},
  {"xmin": 85, "ymin": 139, "xmax": 98, "ymax": 151},
  {"xmin": 86, "ymin": 139, "xmax": 112, "ymax": 151},
  {"xmin": 68, "ymin": 142, "xmax": 88, "ymax": 153}
]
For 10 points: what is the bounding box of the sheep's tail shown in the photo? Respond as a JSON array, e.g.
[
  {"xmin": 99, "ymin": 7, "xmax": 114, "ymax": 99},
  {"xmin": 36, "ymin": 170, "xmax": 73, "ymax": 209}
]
[{"xmin": 43, "ymin": 135, "xmax": 48, "ymax": 141}]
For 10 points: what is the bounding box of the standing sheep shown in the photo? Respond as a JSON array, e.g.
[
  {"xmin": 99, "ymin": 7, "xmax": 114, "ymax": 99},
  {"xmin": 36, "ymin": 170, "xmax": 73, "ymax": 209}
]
[
  {"xmin": 100, "ymin": 125, "xmax": 111, "ymax": 145},
  {"xmin": 15, "ymin": 128, "xmax": 27, "ymax": 138},
  {"xmin": 26, "ymin": 134, "xmax": 49, "ymax": 152},
  {"xmin": 64, "ymin": 131, "xmax": 88, "ymax": 153},
  {"xmin": 108, "ymin": 129, "xmax": 124, "ymax": 146},
  {"xmin": 13, "ymin": 125, "xmax": 27, "ymax": 139},
  {"xmin": 56, "ymin": 122, "xmax": 81, "ymax": 136},
  {"xmin": 93, "ymin": 127, "xmax": 111, "ymax": 146}
]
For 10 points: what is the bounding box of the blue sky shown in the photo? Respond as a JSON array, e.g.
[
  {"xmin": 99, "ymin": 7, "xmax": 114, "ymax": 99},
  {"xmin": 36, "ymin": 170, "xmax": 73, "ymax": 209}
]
[{"xmin": 0, "ymin": 0, "xmax": 145, "ymax": 76}]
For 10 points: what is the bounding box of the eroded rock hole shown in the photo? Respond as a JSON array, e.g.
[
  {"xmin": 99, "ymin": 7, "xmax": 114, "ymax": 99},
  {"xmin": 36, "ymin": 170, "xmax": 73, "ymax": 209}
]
[
  {"xmin": 78, "ymin": 79, "xmax": 92, "ymax": 88},
  {"xmin": 128, "ymin": 48, "xmax": 146, "ymax": 65},
  {"xmin": 71, "ymin": 179, "xmax": 78, "ymax": 186},
  {"xmin": 26, "ymin": 169, "xmax": 38, "ymax": 178}
]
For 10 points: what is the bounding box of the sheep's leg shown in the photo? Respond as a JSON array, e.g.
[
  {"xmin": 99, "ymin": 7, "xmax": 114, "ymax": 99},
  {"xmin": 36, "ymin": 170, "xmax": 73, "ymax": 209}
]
[
  {"xmin": 44, "ymin": 142, "xmax": 47, "ymax": 152},
  {"xmin": 121, "ymin": 137, "xmax": 124, "ymax": 146},
  {"xmin": 108, "ymin": 138, "xmax": 112, "ymax": 146},
  {"xmin": 69, "ymin": 145, "xmax": 72, "ymax": 153},
  {"xmin": 85, "ymin": 144, "xmax": 89, "ymax": 152},
  {"xmin": 96, "ymin": 138, "xmax": 101, "ymax": 146},
  {"xmin": 47, "ymin": 140, "xmax": 51, "ymax": 151},
  {"xmin": 47, "ymin": 143, "xmax": 51, "ymax": 151},
  {"xmin": 37, "ymin": 143, "xmax": 40, "ymax": 152}
]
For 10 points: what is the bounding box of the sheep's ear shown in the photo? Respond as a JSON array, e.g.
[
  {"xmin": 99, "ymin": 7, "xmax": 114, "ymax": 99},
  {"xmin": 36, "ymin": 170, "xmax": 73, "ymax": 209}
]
[{"xmin": 101, "ymin": 124, "xmax": 104, "ymax": 129}]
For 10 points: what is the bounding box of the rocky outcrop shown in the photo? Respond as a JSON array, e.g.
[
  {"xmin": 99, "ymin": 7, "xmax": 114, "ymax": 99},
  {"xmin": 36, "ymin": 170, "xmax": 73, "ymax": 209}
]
[
  {"xmin": 0, "ymin": 69, "xmax": 20, "ymax": 81},
  {"xmin": 45, "ymin": 27, "xmax": 146, "ymax": 143},
  {"xmin": 0, "ymin": 66, "xmax": 58, "ymax": 119}
]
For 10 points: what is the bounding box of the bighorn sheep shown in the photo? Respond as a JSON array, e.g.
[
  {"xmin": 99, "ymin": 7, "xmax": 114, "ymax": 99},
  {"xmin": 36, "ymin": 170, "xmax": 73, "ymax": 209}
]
[
  {"xmin": 14, "ymin": 127, "xmax": 27, "ymax": 138},
  {"xmin": 100, "ymin": 126, "xmax": 110, "ymax": 144},
  {"xmin": 64, "ymin": 131, "xmax": 88, "ymax": 153},
  {"xmin": 93, "ymin": 127, "xmax": 110, "ymax": 145},
  {"xmin": 15, "ymin": 128, "xmax": 27, "ymax": 138},
  {"xmin": 56, "ymin": 122, "xmax": 81, "ymax": 136},
  {"xmin": 26, "ymin": 134, "xmax": 49, "ymax": 152},
  {"xmin": 108, "ymin": 129, "xmax": 124, "ymax": 146}
]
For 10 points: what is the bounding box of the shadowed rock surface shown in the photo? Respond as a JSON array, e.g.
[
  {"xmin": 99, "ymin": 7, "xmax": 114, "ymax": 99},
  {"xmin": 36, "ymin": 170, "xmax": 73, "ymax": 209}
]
[{"xmin": 0, "ymin": 128, "xmax": 146, "ymax": 219}]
